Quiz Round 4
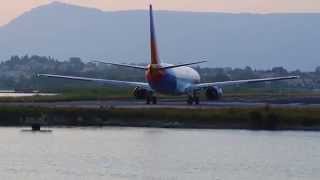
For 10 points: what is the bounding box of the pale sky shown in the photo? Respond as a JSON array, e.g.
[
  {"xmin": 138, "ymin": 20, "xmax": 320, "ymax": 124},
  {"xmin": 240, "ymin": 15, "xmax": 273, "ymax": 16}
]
[{"xmin": 1, "ymin": 0, "xmax": 320, "ymax": 26}]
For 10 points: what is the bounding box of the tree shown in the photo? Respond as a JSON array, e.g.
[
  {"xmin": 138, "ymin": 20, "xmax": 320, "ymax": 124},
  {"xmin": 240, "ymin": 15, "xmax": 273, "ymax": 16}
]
[
  {"xmin": 315, "ymin": 66, "xmax": 320, "ymax": 74},
  {"xmin": 271, "ymin": 67, "xmax": 288, "ymax": 75},
  {"xmin": 68, "ymin": 57, "xmax": 84, "ymax": 72}
]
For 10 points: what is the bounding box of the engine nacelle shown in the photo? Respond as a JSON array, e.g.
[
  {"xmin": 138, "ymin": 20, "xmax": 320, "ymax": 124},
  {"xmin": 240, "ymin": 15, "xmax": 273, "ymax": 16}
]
[
  {"xmin": 133, "ymin": 87, "xmax": 148, "ymax": 99},
  {"xmin": 206, "ymin": 86, "xmax": 223, "ymax": 100}
]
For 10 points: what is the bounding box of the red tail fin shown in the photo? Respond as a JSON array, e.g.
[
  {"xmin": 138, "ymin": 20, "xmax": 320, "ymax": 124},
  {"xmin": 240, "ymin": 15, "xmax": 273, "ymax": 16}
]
[{"xmin": 149, "ymin": 4, "xmax": 160, "ymax": 65}]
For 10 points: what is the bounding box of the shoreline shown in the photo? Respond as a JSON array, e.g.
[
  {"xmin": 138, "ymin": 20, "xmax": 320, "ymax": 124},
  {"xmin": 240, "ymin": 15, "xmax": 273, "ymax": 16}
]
[{"xmin": 0, "ymin": 105, "xmax": 319, "ymax": 131}]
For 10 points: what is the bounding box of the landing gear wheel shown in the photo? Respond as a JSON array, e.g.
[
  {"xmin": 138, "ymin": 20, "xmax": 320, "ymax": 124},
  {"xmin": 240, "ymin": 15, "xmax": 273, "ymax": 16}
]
[
  {"xmin": 152, "ymin": 96, "xmax": 157, "ymax": 104},
  {"xmin": 187, "ymin": 96, "xmax": 194, "ymax": 105},
  {"xmin": 146, "ymin": 96, "xmax": 151, "ymax": 104},
  {"xmin": 194, "ymin": 97, "xmax": 200, "ymax": 105},
  {"xmin": 146, "ymin": 91, "xmax": 157, "ymax": 105}
]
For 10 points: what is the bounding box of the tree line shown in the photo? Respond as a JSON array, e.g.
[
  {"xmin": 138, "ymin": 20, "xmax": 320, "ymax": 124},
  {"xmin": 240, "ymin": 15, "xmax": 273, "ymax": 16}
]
[{"xmin": 0, "ymin": 55, "xmax": 317, "ymax": 92}]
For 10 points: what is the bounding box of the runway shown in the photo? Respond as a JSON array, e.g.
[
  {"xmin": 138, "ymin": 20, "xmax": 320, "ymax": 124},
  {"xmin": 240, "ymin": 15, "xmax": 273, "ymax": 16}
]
[{"xmin": 1, "ymin": 99, "xmax": 319, "ymax": 109}]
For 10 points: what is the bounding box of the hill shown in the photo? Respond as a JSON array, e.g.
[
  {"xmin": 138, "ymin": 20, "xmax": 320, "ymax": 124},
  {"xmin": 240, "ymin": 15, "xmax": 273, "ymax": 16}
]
[{"xmin": 0, "ymin": 2, "xmax": 319, "ymax": 70}]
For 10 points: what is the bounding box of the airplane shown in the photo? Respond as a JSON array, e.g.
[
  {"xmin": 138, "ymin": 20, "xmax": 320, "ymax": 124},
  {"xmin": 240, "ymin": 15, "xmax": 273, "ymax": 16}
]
[{"xmin": 38, "ymin": 4, "xmax": 299, "ymax": 105}]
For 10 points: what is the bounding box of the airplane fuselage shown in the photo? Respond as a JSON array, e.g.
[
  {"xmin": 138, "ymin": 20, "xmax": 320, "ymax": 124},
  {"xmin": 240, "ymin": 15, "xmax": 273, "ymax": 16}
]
[{"xmin": 146, "ymin": 63, "xmax": 200, "ymax": 95}]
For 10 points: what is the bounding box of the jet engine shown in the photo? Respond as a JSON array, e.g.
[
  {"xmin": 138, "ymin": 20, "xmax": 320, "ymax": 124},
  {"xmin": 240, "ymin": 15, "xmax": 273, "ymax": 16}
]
[
  {"xmin": 133, "ymin": 87, "xmax": 148, "ymax": 99},
  {"xmin": 205, "ymin": 86, "xmax": 223, "ymax": 100}
]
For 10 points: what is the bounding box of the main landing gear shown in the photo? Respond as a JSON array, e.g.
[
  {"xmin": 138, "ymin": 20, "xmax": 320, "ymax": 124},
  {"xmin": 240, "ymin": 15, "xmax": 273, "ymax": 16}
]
[
  {"xmin": 146, "ymin": 92, "xmax": 157, "ymax": 105},
  {"xmin": 187, "ymin": 91, "xmax": 200, "ymax": 105}
]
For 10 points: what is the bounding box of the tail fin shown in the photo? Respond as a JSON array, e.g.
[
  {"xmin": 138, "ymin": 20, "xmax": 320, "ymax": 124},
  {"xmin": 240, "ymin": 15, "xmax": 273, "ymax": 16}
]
[{"xmin": 149, "ymin": 4, "xmax": 160, "ymax": 65}]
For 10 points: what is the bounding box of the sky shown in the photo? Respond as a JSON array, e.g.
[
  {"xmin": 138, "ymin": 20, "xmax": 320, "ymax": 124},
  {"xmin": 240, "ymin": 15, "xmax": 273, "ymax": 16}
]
[{"xmin": 1, "ymin": 0, "xmax": 320, "ymax": 26}]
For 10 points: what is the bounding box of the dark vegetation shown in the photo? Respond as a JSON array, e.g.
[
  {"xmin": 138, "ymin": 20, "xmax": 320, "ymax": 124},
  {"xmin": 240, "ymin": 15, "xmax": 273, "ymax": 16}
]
[
  {"xmin": 0, "ymin": 106, "xmax": 319, "ymax": 130},
  {"xmin": 0, "ymin": 55, "xmax": 316, "ymax": 92}
]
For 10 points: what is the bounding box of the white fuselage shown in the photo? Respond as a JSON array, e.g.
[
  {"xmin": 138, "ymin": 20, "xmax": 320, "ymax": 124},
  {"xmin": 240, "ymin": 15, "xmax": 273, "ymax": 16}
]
[{"xmin": 146, "ymin": 63, "xmax": 201, "ymax": 95}]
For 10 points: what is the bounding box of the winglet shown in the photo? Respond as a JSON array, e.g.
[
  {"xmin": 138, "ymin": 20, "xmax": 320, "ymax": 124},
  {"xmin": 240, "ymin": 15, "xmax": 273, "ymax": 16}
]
[{"xmin": 149, "ymin": 4, "xmax": 160, "ymax": 65}]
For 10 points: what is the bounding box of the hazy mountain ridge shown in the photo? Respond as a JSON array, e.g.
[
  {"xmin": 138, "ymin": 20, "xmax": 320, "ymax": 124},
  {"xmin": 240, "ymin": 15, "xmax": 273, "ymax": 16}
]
[{"xmin": 0, "ymin": 2, "xmax": 319, "ymax": 70}]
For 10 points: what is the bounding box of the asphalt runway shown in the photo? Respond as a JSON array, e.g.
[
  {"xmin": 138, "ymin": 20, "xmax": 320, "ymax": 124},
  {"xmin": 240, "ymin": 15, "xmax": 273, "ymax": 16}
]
[{"xmin": 1, "ymin": 99, "xmax": 319, "ymax": 109}]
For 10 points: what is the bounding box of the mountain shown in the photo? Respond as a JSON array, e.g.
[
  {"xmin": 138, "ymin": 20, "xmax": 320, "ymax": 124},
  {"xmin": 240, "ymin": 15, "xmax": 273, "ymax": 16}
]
[{"xmin": 0, "ymin": 1, "xmax": 319, "ymax": 71}]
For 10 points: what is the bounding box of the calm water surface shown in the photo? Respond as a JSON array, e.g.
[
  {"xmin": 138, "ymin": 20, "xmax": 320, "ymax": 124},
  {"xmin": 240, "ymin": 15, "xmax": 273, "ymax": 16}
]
[{"xmin": 0, "ymin": 127, "xmax": 319, "ymax": 180}]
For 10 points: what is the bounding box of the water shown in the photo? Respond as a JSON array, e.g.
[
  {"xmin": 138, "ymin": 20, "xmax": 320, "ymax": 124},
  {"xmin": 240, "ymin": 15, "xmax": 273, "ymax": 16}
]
[{"xmin": 0, "ymin": 128, "xmax": 319, "ymax": 180}]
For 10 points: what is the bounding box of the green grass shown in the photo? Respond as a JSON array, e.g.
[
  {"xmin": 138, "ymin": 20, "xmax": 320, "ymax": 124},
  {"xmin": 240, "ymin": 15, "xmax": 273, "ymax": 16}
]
[
  {"xmin": 0, "ymin": 86, "xmax": 319, "ymax": 103},
  {"xmin": 0, "ymin": 106, "xmax": 319, "ymax": 130}
]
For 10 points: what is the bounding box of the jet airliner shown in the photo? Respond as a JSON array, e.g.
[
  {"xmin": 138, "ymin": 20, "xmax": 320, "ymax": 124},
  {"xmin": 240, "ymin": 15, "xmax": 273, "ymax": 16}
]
[{"xmin": 39, "ymin": 5, "xmax": 299, "ymax": 105}]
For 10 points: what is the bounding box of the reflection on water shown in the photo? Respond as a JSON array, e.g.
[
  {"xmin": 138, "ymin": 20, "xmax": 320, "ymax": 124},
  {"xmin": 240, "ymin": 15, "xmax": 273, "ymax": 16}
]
[{"xmin": 0, "ymin": 128, "xmax": 319, "ymax": 180}]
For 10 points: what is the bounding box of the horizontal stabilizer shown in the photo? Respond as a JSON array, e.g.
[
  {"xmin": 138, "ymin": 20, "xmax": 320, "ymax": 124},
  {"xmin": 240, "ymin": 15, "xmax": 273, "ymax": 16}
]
[
  {"xmin": 93, "ymin": 61, "xmax": 147, "ymax": 70},
  {"xmin": 161, "ymin": 61, "xmax": 207, "ymax": 70}
]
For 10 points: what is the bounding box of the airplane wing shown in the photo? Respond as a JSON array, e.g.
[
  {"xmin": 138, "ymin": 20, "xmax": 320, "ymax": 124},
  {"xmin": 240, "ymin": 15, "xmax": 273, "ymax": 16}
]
[
  {"xmin": 38, "ymin": 74, "xmax": 151, "ymax": 90},
  {"xmin": 193, "ymin": 76, "xmax": 299, "ymax": 89}
]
